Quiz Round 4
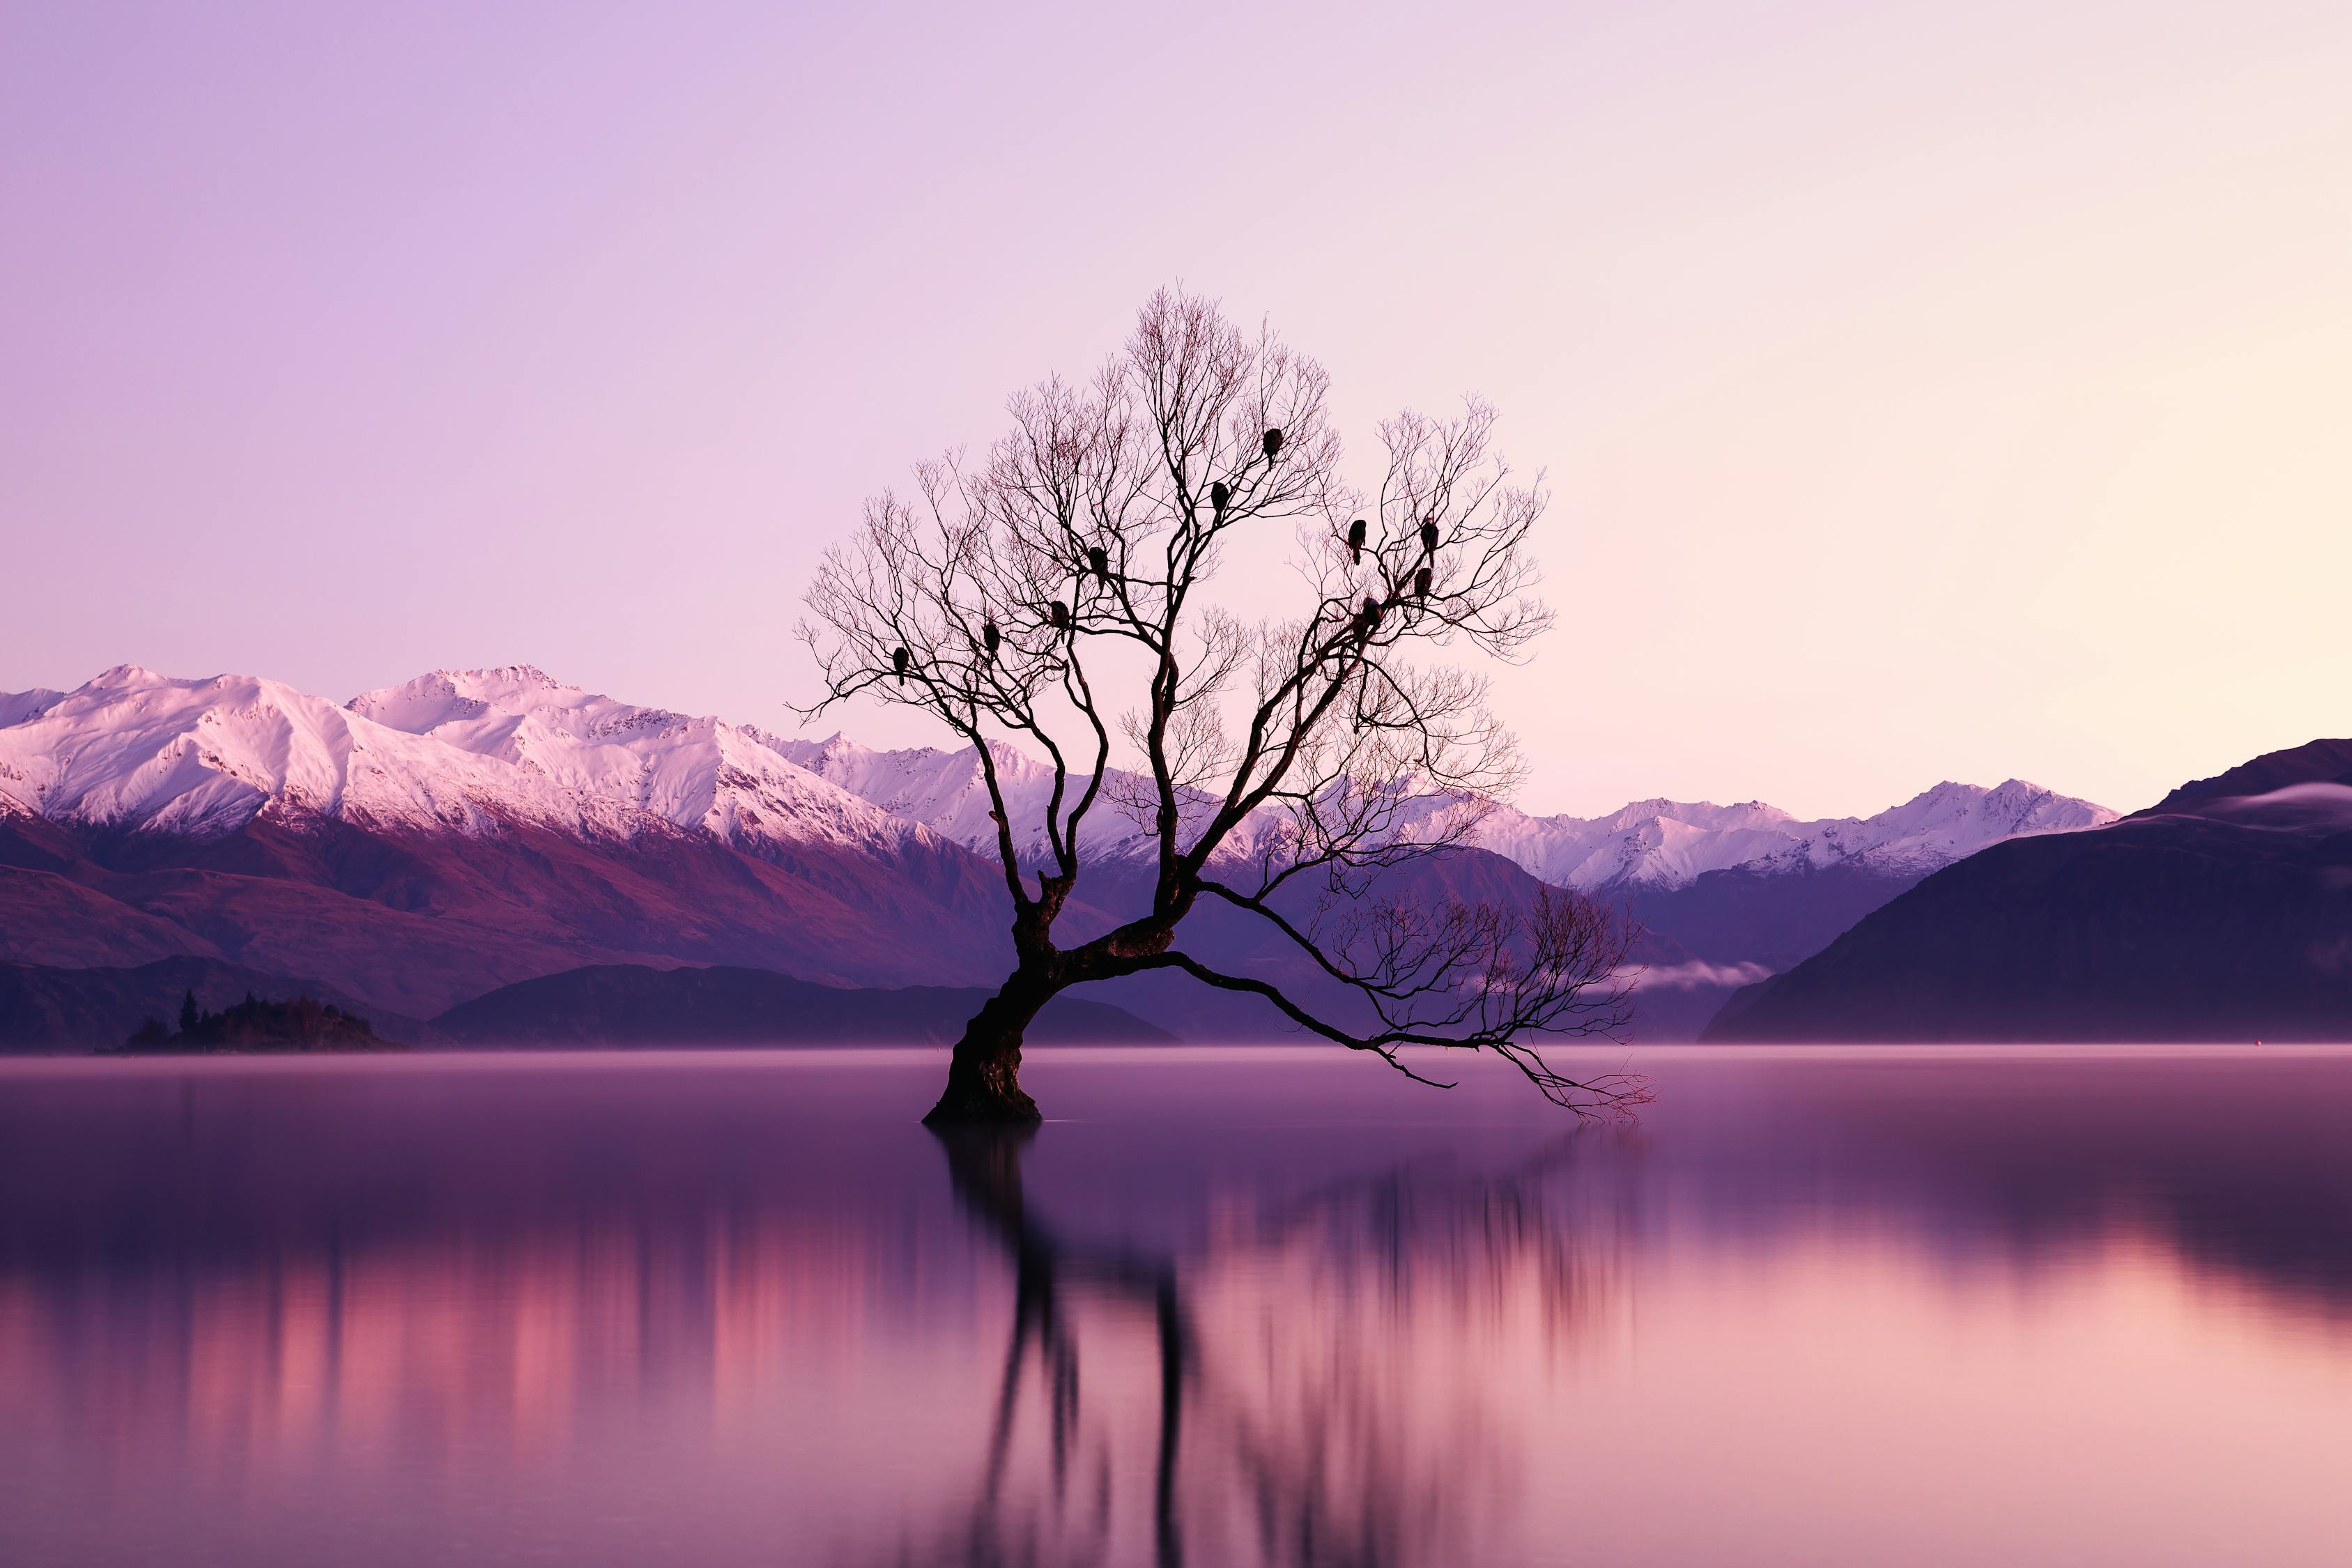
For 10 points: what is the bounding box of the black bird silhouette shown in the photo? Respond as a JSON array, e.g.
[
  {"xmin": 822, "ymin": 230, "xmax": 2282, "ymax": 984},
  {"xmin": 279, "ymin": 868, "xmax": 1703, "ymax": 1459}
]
[
  {"xmin": 1210, "ymin": 480, "xmax": 1230, "ymax": 516},
  {"xmin": 1359, "ymin": 594, "xmax": 1382, "ymax": 632},
  {"xmin": 1261, "ymin": 427, "xmax": 1284, "ymax": 460},
  {"xmin": 1087, "ymin": 546, "xmax": 1109, "ymax": 581},
  {"xmin": 1346, "ymin": 517, "xmax": 1367, "ymax": 562},
  {"xmin": 982, "ymin": 621, "xmax": 1001, "ymax": 657},
  {"xmin": 891, "ymin": 646, "xmax": 910, "ymax": 682},
  {"xmin": 1048, "ymin": 601, "xmax": 1070, "ymax": 630},
  {"xmin": 1420, "ymin": 517, "xmax": 1439, "ymax": 555},
  {"xmin": 1414, "ymin": 565, "xmax": 1431, "ymax": 598}
]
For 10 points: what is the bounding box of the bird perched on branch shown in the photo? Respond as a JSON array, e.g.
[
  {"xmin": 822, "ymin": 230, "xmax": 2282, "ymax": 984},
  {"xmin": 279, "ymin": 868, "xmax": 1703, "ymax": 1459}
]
[
  {"xmin": 1420, "ymin": 517, "xmax": 1439, "ymax": 555},
  {"xmin": 1262, "ymin": 428, "xmax": 1284, "ymax": 461},
  {"xmin": 1087, "ymin": 546, "xmax": 1109, "ymax": 582},
  {"xmin": 1210, "ymin": 480, "xmax": 1230, "ymax": 518},
  {"xmin": 1049, "ymin": 600, "xmax": 1070, "ymax": 630},
  {"xmin": 982, "ymin": 621, "xmax": 1001, "ymax": 658},
  {"xmin": 1347, "ymin": 517, "xmax": 1367, "ymax": 562},
  {"xmin": 1358, "ymin": 594, "xmax": 1382, "ymax": 633},
  {"xmin": 891, "ymin": 646, "xmax": 910, "ymax": 682},
  {"xmin": 1414, "ymin": 566, "xmax": 1431, "ymax": 598}
]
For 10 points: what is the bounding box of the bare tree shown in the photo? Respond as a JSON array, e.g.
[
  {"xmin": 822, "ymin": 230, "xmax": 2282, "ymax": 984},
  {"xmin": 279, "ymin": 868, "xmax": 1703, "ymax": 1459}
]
[{"xmin": 800, "ymin": 289, "xmax": 1644, "ymax": 1123}]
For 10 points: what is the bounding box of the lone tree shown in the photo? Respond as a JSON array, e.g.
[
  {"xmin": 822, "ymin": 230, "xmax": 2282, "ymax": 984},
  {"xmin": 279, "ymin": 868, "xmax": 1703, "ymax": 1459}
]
[{"xmin": 801, "ymin": 289, "xmax": 1642, "ymax": 1123}]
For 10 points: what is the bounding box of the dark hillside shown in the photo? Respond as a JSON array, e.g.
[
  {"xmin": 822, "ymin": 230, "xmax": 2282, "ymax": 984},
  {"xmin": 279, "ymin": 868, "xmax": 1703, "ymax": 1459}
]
[
  {"xmin": 434, "ymin": 963, "xmax": 1177, "ymax": 1046},
  {"xmin": 1707, "ymin": 741, "xmax": 2352, "ymax": 1043},
  {"xmin": 0, "ymin": 957, "xmax": 432, "ymax": 1050}
]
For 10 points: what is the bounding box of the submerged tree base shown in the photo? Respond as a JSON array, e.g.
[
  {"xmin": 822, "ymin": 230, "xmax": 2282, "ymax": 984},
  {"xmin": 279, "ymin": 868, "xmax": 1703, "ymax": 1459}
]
[
  {"xmin": 921, "ymin": 1085, "xmax": 1044, "ymax": 1125},
  {"xmin": 921, "ymin": 1047, "xmax": 1044, "ymax": 1125}
]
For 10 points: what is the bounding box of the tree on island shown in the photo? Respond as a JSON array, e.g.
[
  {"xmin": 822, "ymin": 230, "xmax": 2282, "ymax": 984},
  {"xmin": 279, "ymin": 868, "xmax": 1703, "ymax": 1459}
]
[
  {"xmin": 125, "ymin": 991, "xmax": 392, "ymax": 1052},
  {"xmin": 800, "ymin": 289, "xmax": 1644, "ymax": 1123}
]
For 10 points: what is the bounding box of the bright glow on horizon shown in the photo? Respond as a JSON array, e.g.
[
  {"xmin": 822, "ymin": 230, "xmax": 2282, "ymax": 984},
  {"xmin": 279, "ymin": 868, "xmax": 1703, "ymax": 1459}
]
[{"xmin": 3, "ymin": 1, "xmax": 2348, "ymax": 817}]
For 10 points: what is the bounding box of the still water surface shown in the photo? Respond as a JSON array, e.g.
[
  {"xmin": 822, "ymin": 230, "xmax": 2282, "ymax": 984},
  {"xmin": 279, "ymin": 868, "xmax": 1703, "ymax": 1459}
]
[{"xmin": 3, "ymin": 1045, "xmax": 2350, "ymax": 1567}]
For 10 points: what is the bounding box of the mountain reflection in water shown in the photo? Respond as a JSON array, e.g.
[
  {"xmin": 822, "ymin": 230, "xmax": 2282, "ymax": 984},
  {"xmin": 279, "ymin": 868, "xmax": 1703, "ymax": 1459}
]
[{"xmin": 2, "ymin": 1047, "xmax": 2351, "ymax": 1567}]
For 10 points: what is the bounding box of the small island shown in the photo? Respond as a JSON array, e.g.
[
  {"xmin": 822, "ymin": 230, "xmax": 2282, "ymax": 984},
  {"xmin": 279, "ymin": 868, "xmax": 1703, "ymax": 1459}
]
[{"xmin": 123, "ymin": 990, "xmax": 401, "ymax": 1054}]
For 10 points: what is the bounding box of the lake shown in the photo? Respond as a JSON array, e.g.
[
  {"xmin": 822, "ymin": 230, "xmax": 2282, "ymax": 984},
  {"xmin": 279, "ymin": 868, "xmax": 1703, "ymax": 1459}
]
[{"xmin": 2, "ymin": 1045, "xmax": 2349, "ymax": 1566}]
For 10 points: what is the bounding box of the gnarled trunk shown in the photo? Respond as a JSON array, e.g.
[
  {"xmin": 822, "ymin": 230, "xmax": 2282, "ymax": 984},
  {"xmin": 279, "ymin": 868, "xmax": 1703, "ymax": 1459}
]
[{"xmin": 923, "ymin": 971, "xmax": 1054, "ymax": 1124}]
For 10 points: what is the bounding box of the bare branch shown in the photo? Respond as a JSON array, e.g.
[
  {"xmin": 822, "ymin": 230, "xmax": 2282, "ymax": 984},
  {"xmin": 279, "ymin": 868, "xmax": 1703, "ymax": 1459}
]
[{"xmin": 795, "ymin": 288, "xmax": 1635, "ymax": 1122}]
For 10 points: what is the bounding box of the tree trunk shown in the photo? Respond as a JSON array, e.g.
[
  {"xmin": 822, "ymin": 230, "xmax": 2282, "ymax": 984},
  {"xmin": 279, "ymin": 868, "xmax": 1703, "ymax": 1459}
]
[{"xmin": 923, "ymin": 971, "xmax": 1053, "ymax": 1124}]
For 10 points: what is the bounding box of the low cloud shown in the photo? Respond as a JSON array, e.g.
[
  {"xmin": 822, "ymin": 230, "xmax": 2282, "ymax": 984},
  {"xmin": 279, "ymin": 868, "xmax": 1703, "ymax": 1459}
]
[{"xmin": 1617, "ymin": 960, "xmax": 1773, "ymax": 992}]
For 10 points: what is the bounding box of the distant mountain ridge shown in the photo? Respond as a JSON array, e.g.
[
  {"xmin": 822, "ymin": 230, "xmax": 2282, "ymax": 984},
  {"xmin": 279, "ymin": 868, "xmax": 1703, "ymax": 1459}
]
[
  {"xmin": 0, "ymin": 665, "xmax": 2107, "ymax": 898},
  {"xmin": 0, "ymin": 664, "xmax": 937, "ymax": 857},
  {"xmin": 1705, "ymin": 735, "xmax": 2352, "ymax": 1043},
  {"xmin": 1466, "ymin": 779, "xmax": 2110, "ymax": 891},
  {"xmin": 433, "ymin": 964, "xmax": 1174, "ymax": 1047},
  {"xmin": 2144, "ymin": 738, "xmax": 2352, "ymax": 817},
  {"xmin": 0, "ymin": 663, "xmax": 2112, "ymax": 1040},
  {"xmin": 0, "ymin": 955, "xmax": 1171, "ymax": 1052},
  {"xmin": 0, "ymin": 957, "xmax": 433, "ymax": 1051},
  {"xmin": 783, "ymin": 733, "xmax": 2112, "ymax": 1024},
  {"xmin": 0, "ymin": 666, "xmax": 1022, "ymax": 1019},
  {"xmin": 779, "ymin": 733, "xmax": 2112, "ymax": 893}
]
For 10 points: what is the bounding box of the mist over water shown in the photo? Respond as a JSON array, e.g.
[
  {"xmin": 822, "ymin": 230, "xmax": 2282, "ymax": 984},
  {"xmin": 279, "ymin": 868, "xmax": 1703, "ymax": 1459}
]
[{"xmin": 3, "ymin": 1047, "xmax": 2350, "ymax": 1566}]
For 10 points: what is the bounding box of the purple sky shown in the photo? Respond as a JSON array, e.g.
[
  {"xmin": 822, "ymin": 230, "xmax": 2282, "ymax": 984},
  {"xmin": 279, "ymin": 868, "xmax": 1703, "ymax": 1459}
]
[{"xmin": 6, "ymin": 1, "xmax": 2350, "ymax": 817}]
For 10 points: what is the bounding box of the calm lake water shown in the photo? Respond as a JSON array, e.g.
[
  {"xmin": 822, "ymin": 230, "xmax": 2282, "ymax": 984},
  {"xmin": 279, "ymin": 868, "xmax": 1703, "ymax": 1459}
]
[{"xmin": 3, "ymin": 1045, "xmax": 2350, "ymax": 1567}]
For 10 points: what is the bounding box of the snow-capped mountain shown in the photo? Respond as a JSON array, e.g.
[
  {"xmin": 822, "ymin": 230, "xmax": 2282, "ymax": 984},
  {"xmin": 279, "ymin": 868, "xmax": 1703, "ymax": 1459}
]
[
  {"xmin": 772, "ymin": 734, "xmax": 1170, "ymax": 866},
  {"xmin": 0, "ymin": 664, "xmax": 929, "ymax": 857},
  {"xmin": 0, "ymin": 666, "xmax": 1017, "ymax": 1017},
  {"xmin": 1, "ymin": 662, "xmax": 2111, "ymax": 914},
  {"xmin": 346, "ymin": 666, "xmax": 927, "ymax": 855},
  {"xmin": 1471, "ymin": 781, "xmax": 2116, "ymax": 892},
  {"xmin": 0, "ymin": 662, "xmax": 2117, "ymax": 1038},
  {"xmin": 0, "ymin": 689, "xmax": 61, "ymax": 729},
  {"xmin": 774, "ymin": 735, "xmax": 2114, "ymax": 893},
  {"xmin": 1704, "ymin": 733, "xmax": 2352, "ymax": 1043},
  {"xmin": 0, "ymin": 665, "xmax": 605, "ymax": 838}
]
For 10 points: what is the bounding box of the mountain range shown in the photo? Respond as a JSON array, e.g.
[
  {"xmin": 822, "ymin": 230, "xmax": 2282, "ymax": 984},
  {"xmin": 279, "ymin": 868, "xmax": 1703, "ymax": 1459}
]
[
  {"xmin": 780, "ymin": 732, "xmax": 2112, "ymax": 1032},
  {"xmin": 0, "ymin": 663, "xmax": 2113, "ymax": 1045},
  {"xmin": 778, "ymin": 730, "xmax": 2110, "ymax": 894},
  {"xmin": 1706, "ymin": 738, "xmax": 2352, "ymax": 1042}
]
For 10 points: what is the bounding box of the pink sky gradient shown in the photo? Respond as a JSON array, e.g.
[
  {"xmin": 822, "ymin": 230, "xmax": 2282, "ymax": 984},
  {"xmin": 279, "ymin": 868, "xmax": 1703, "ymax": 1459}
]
[{"xmin": 4, "ymin": 1, "xmax": 2349, "ymax": 817}]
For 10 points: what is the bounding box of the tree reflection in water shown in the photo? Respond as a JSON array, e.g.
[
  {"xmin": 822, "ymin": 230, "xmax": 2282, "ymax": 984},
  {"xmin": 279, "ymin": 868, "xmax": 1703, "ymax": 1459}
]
[{"xmin": 874, "ymin": 1125, "xmax": 1628, "ymax": 1568}]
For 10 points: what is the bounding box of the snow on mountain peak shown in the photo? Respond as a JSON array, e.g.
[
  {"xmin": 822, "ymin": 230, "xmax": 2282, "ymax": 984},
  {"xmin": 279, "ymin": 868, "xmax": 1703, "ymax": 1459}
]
[
  {"xmin": 770, "ymin": 735, "xmax": 2116, "ymax": 889},
  {"xmin": 0, "ymin": 688, "xmax": 65, "ymax": 728},
  {"xmin": 767, "ymin": 733, "xmax": 1138, "ymax": 866},
  {"xmin": 1470, "ymin": 779, "xmax": 2114, "ymax": 890},
  {"xmin": 0, "ymin": 667, "xmax": 553, "ymax": 836},
  {"xmin": 0, "ymin": 666, "xmax": 932, "ymax": 856},
  {"xmin": 1, "ymin": 663, "xmax": 2116, "ymax": 890},
  {"xmin": 1837, "ymin": 778, "xmax": 2116, "ymax": 873},
  {"xmin": 86, "ymin": 663, "xmax": 165, "ymax": 689},
  {"xmin": 346, "ymin": 668, "xmax": 922, "ymax": 854}
]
